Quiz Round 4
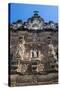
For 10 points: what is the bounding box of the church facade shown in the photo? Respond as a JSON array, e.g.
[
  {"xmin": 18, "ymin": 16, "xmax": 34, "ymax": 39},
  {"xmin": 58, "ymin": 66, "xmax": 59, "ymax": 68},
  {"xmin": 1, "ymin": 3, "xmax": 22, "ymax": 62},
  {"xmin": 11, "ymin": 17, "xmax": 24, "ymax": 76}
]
[{"xmin": 9, "ymin": 11, "xmax": 58, "ymax": 86}]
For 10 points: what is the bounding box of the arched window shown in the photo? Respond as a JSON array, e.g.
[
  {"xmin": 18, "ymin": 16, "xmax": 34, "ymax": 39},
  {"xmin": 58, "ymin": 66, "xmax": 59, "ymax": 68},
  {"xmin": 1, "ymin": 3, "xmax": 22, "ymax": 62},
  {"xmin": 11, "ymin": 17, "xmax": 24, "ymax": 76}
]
[
  {"xmin": 31, "ymin": 49, "xmax": 38, "ymax": 58},
  {"xmin": 37, "ymin": 51, "xmax": 38, "ymax": 57},
  {"xmin": 32, "ymin": 51, "xmax": 34, "ymax": 58}
]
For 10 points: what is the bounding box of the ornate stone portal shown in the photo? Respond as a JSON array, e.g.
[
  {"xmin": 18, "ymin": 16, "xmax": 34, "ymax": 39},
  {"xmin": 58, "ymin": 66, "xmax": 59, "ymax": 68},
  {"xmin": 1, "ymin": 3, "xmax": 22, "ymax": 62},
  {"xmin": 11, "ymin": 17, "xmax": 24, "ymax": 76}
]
[{"xmin": 9, "ymin": 11, "xmax": 58, "ymax": 86}]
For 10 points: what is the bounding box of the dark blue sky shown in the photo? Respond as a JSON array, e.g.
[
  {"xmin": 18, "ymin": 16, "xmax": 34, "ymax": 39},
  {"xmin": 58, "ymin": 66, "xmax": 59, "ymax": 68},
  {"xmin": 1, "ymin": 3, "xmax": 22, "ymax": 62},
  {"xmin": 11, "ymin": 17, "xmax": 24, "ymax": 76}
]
[{"xmin": 9, "ymin": 3, "xmax": 58, "ymax": 24}]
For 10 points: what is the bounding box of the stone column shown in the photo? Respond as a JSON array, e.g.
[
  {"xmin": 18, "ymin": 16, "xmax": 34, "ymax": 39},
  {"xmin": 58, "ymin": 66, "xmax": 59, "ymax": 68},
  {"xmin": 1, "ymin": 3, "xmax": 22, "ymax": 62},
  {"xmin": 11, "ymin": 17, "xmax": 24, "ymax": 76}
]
[
  {"xmin": 38, "ymin": 50, "xmax": 41, "ymax": 60},
  {"xmin": 38, "ymin": 50, "xmax": 44, "ymax": 61},
  {"xmin": 30, "ymin": 50, "xmax": 32, "ymax": 59}
]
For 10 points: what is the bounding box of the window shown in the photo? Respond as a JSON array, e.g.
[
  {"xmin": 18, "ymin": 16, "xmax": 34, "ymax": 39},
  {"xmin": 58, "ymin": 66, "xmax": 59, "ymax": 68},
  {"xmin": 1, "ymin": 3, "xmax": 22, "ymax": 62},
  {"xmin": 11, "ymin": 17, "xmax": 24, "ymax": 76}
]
[
  {"xmin": 32, "ymin": 51, "xmax": 34, "ymax": 57},
  {"xmin": 31, "ymin": 49, "xmax": 38, "ymax": 58}
]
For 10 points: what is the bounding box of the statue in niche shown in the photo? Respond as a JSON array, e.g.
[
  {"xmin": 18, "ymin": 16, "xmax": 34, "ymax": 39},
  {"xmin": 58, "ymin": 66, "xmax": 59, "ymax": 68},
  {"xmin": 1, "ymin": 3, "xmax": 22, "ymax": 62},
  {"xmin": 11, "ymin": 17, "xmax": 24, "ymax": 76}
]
[{"xmin": 16, "ymin": 37, "xmax": 25, "ymax": 60}]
